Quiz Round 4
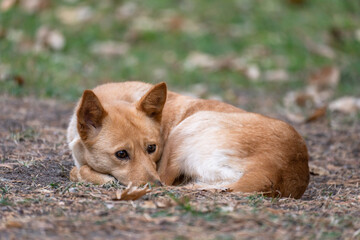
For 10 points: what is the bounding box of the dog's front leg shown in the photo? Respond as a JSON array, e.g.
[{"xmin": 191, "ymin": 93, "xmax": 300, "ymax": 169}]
[
  {"xmin": 158, "ymin": 143, "xmax": 181, "ymax": 185},
  {"xmin": 70, "ymin": 165, "xmax": 116, "ymax": 185}
]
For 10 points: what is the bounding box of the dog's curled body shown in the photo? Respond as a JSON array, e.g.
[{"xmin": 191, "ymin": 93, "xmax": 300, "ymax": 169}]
[
  {"xmin": 67, "ymin": 81, "xmax": 309, "ymax": 198},
  {"xmin": 158, "ymin": 111, "xmax": 309, "ymax": 199}
]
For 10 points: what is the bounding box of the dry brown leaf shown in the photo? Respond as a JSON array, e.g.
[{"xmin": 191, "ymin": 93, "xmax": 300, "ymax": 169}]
[
  {"xmin": 308, "ymin": 66, "xmax": 340, "ymax": 90},
  {"xmin": 91, "ymin": 41, "xmax": 129, "ymax": 57},
  {"xmin": 309, "ymin": 163, "xmax": 330, "ymax": 176},
  {"xmin": 329, "ymin": 96, "xmax": 360, "ymax": 114},
  {"xmin": 112, "ymin": 183, "xmax": 151, "ymax": 201},
  {"xmin": 5, "ymin": 220, "xmax": 23, "ymax": 228},
  {"xmin": 305, "ymin": 106, "xmax": 327, "ymax": 123},
  {"xmin": 13, "ymin": 75, "xmax": 25, "ymax": 86}
]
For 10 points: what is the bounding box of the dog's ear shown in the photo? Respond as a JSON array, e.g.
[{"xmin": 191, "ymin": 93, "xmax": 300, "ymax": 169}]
[
  {"xmin": 137, "ymin": 82, "xmax": 167, "ymax": 122},
  {"xmin": 77, "ymin": 90, "xmax": 107, "ymax": 140}
]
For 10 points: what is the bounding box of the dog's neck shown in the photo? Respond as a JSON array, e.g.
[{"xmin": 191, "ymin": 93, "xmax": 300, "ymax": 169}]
[{"xmin": 160, "ymin": 92, "xmax": 245, "ymax": 142}]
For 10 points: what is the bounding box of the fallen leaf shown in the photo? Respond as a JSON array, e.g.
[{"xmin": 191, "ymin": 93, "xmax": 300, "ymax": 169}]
[
  {"xmin": 12, "ymin": 75, "xmax": 25, "ymax": 86},
  {"xmin": 329, "ymin": 96, "xmax": 360, "ymax": 114},
  {"xmin": 295, "ymin": 92, "xmax": 314, "ymax": 107},
  {"xmin": 305, "ymin": 106, "xmax": 327, "ymax": 123},
  {"xmin": 47, "ymin": 30, "xmax": 65, "ymax": 50},
  {"xmin": 308, "ymin": 66, "xmax": 340, "ymax": 90},
  {"xmin": 243, "ymin": 64, "xmax": 261, "ymax": 81},
  {"xmin": 91, "ymin": 41, "xmax": 129, "ymax": 57},
  {"xmin": 191, "ymin": 83, "xmax": 208, "ymax": 98},
  {"xmin": 112, "ymin": 183, "xmax": 151, "ymax": 201},
  {"xmin": 309, "ymin": 163, "xmax": 330, "ymax": 176},
  {"xmin": 116, "ymin": 2, "xmax": 137, "ymax": 21},
  {"xmin": 183, "ymin": 52, "xmax": 217, "ymax": 71},
  {"xmin": 19, "ymin": 0, "xmax": 50, "ymax": 13},
  {"xmin": 56, "ymin": 6, "xmax": 93, "ymax": 25},
  {"xmin": 284, "ymin": 112, "xmax": 305, "ymax": 124},
  {"xmin": 305, "ymin": 39, "xmax": 336, "ymax": 59},
  {"xmin": 353, "ymin": 228, "xmax": 360, "ymax": 238},
  {"xmin": 35, "ymin": 26, "xmax": 66, "ymax": 51},
  {"xmin": 5, "ymin": 220, "xmax": 23, "ymax": 228},
  {"xmin": 264, "ymin": 69, "xmax": 289, "ymax": 82},
  {"xmin": 231, "ymin": 59, "xmax": 261, "ymax": 81},
  {"xmin": 164, "ymin": 14, "xmax": 185, "ymax": 31},
  {"xmin": 131, "ymin": 16, "xmax": 164, "ymax": 32},
  {"xmin": 1, "ymin": 0, "xmax": 17, "ymax": 11}
]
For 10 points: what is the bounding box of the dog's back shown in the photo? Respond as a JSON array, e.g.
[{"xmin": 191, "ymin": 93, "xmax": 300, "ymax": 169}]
[{"xmin": 158, "ymin": 102, "xmax": 309, "ymax": 199}]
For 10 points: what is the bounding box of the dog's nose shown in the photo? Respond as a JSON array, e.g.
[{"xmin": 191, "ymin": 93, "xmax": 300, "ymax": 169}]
[{"xmin": 154, "ymin": 180, "xmax": 163, "ymax": 186}]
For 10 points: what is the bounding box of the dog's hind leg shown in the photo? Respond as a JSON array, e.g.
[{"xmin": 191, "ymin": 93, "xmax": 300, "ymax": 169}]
[
  {"xmin": 225, "ymin": 164, "xmax": 308, "ymax": 199},
  {"xmin": 225, "ymin": 169, "xmax": 279, "ymax": 197}
]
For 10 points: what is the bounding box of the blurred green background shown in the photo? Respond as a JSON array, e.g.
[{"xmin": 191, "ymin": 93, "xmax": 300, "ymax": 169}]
[{"xmin": 0, "ymin": 0, "xmax": 359, "ymax": 102}]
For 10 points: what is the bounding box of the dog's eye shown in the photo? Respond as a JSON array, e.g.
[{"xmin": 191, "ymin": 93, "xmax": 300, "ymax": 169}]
[
  {"xmin": 115, "ymin": 150, "xmax": 129, "ymax": 160},
  {"xmin": 146, "ymin": 144, "xmax": 156, "ymax": 154}
]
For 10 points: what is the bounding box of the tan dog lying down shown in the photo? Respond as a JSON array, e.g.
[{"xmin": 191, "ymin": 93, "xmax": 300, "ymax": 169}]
[{"xmin": 67, "ymin": 81, "xmax": 309, "ymax": 198}]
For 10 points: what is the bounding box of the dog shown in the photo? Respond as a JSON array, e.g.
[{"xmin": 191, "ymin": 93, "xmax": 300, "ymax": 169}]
[{"xmin": 67, "ymin": 81, "xmax": 309, "ymax": 198}]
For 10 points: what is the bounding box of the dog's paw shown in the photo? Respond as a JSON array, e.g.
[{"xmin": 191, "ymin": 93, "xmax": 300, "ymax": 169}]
[
  {"xmin": 69, "ymin": 166, "xmax": 80, "ymax": 182},
  {"xmin": 78, "ymin": 165, "xmax": 116, "ymax": 185},
  {"xmin": 101, "ymin": 174, "xmax": 117, "ymax": 184}
]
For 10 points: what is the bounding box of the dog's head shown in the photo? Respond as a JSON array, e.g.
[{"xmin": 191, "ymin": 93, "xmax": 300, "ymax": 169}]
[{"xmin": 76, "ymin": 83, "xmax": 167, "ymax": 186}]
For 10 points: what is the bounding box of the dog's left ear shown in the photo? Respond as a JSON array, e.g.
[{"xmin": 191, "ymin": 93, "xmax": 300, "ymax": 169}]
[{"xmin": 137, "ymin": 82, "xmax": 167, "ymax": 122}]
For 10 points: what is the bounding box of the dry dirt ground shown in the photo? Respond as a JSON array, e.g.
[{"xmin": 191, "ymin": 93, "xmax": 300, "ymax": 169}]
[{"xmin": 0, "ymin": 95, "xmax": 359, "ymax": 240}]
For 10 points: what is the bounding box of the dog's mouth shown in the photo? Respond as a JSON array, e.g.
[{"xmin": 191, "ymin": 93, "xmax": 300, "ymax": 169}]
[{"xmin": 110, "ymin": 174, "xmax": 163, "ymax": 187}]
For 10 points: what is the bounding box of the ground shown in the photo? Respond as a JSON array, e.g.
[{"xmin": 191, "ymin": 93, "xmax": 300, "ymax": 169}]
[
  {"xmin": 0, "ymin": 0, "xmax": 359, "ymax": 239},
  {"xmin": 0, "ymin": 95, "xmax": 359, "ymax": 239}
]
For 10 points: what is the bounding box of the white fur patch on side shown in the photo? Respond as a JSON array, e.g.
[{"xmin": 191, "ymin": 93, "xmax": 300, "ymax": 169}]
[
  {"xmin": 168, "ymin": 111, "xmax": 246, "ymax": 185},
  {"xmin": 69, "ymin": 138, "xmax": 83, "ymax": 168},
  {"xmin": 67, "ymin": 113, "xmax": 85, "ymax": 168}
]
